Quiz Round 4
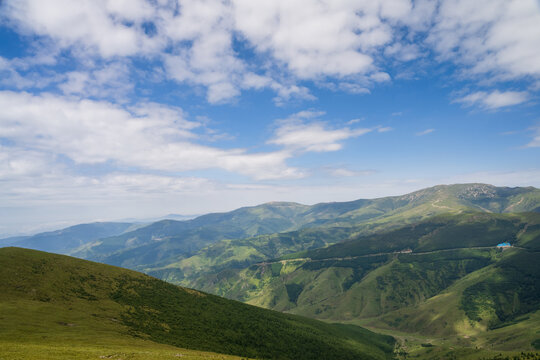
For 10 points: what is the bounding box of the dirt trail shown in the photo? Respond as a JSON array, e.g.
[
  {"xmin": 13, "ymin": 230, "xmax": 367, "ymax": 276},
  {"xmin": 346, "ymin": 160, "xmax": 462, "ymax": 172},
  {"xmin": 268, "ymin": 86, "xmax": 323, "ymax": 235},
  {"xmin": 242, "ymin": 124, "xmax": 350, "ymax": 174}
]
[
  {"xmin": 505, "ymin": 196, "xmax": 524, "ymax": 212},
  {"xmin": 430, "ymin": 199, "xmax": 454, "ymax": 210}
]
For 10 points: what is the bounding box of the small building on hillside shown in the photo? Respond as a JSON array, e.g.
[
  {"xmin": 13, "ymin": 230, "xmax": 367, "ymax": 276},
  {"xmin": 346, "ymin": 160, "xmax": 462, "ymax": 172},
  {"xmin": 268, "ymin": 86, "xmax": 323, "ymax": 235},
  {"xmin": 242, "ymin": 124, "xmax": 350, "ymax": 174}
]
[{"xmin": 497, "ymin": 242, "xmax": 511, "ymax": 248}]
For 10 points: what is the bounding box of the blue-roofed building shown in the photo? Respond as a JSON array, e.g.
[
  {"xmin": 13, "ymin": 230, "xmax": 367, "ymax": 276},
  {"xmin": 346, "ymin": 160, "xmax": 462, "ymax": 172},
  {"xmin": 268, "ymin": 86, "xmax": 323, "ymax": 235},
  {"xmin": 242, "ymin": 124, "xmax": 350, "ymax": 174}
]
[{"xmin": 497, "ymin": 242, "xmax": 511, "ymax": 248}]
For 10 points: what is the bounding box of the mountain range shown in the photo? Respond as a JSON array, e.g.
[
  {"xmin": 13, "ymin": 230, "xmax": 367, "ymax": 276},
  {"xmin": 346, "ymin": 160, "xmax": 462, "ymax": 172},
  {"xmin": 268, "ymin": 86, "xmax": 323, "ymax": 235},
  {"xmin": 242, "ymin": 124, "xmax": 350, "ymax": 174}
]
[{"xmin": 2, "ymin": 183, "xmax": 540, "ymax": 358}]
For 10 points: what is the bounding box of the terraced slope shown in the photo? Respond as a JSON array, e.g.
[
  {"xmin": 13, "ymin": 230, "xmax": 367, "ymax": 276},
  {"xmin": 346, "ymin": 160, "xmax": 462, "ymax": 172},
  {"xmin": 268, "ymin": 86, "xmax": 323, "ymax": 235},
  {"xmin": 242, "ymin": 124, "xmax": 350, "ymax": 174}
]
[{"xmin": 0, "ymin": 247, "xmax": 395, "ymax": 360}]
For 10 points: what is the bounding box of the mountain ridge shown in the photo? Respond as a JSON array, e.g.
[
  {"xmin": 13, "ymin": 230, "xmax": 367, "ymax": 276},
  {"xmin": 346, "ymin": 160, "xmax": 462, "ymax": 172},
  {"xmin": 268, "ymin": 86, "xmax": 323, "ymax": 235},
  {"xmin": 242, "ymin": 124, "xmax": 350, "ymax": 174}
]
[{"xmin": 71, "ymin": 183, "xmax": 540, "ymax": 270}]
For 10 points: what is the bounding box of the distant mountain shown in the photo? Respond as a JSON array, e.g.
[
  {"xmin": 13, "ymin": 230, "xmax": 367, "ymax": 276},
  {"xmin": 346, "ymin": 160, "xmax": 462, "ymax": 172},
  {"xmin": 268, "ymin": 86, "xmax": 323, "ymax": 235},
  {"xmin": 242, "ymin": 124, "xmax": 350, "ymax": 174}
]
[
  {"xmin": 0, "ymin": 235, "xmax": 30, "ymax": 247},
  {"xmin": 72, "ymin": 184, "xmax": 540, "ymax": 273},
  {"xmin": 72, "ymin": 202, "xmax": 314, "ymax": 266},
  {"xmin": 191, "ymin": 211, "xmax": 540, "ymax": 354},
  {"xmin": 0, "ymin": 247, "xmax": 395, "ymax": 360},
  {"xmin": 118, "ymin": 213, "xmax": 199, "ymax": 222},
  {"xmin": 0, "ymin": 222, "xmax": 137, "ymax": 254},
  {"xmin": 118, "ymin": 184, "xmax": 538, "ymax": 285}
]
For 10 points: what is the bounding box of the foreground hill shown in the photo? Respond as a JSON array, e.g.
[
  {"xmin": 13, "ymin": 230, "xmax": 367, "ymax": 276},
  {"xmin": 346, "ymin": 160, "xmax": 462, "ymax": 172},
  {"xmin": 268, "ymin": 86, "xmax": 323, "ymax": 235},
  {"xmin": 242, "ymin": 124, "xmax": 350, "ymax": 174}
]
[
  {"xmin": 0, "ymin": 247, "xmax": 395, "ymax": 360},
  {"xmin": 186, "ymin": 212, "xmax": 540, "ymax": 356},
  {"xmin": 73, "ymin": 184, "xmax": 540, "ymax": 274}
]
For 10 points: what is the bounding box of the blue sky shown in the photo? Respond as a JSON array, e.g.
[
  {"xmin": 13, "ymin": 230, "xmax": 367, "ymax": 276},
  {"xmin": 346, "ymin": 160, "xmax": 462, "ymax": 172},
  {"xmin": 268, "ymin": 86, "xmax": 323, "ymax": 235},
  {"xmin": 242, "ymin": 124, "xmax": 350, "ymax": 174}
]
[{"xmin": 1, "ymin": 0, "xmax": 539, "ymax": 236}]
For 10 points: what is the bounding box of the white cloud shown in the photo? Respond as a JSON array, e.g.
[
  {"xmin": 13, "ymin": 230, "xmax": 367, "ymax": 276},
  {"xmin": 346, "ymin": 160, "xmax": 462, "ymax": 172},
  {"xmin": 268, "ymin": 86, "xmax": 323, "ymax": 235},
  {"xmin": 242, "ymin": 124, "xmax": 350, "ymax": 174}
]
[
  {"xmin": 338, "ymin": 83, "xmax": 371, "ymax": 95},
  {"xmin": 161, "ymin": 0, "xmax": 247, "ymax": 103},
  {"xmin": 3, "ymin": 0, "xmax": 161, "ymax": 57},
  {"xmin": 428, "ymin": 0, "xmax": 540, "ymax": 81},
  {"xmin": 4, "ymin": 0, "xmax": 539, "ymax": 104},
  {"xmin": 384, "ymin": 42, "xmax": 423, "ymax": 61},
  {"xmin": 59, "ymin": 62, "xmax": 133, "ymax": 101},
  {"xmin": 347, "ymin": 118, "xmax": 363, "ymax": 125},
  {"xmin": 0, "ymin": 91, "xmax": 304, "ymax": 180},
  {"xmin": 0, "ymin": 53, "xmax": 64, "ymax": 90},
  {"xmin": 2, "ymin": 0, "xmax": 429, "ymax": 102},
  {"xmin": 456, "ymin": 90, "xmax": 529, "ymax": 109},
  {"xmin": 0, "ymin": 147, "xmax": 57, "ymax": 180},
  {"xmin": 526, "ymin": 125, "xmax": 540, "ymax": 148},
  {"xmin": 327, "ymin": 168, "xmax": 375, "ymax": 177},
  {"xmin": 269, "ymin": 111, "xmax": 371, "ymax": 152},
  {"xmin": 416, "ymin": 128, "xmax": 434, "ymax": 136}
]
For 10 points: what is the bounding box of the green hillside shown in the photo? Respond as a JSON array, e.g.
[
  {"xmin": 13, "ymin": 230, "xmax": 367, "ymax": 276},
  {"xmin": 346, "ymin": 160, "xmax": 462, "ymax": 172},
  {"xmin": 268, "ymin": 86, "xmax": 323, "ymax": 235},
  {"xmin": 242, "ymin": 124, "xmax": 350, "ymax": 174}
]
[
  {"xmin": 0, "ymin": 247, "xmax": 395, "ymax": 360},
  {"xmin": 146, "ymin": 226, "xmax": 356, "ymax": 285},
  {"xmin": 182, "ymin": 212, "xmax": 540, "ymax": 356},
  {"xmin": 150, "ymin": 209, "xmax": 539, "ymax": 291},
  {"xmin": 70, "ymin": 184, "xmax": 540, "ymax": 275}
]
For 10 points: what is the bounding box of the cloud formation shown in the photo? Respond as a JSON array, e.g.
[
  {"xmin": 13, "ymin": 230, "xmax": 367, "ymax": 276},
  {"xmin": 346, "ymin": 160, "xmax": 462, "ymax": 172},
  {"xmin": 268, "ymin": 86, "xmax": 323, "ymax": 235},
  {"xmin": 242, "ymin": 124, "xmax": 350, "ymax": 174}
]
[
  {"xmin": 416, "ymin": 129, "xmax": 435, "ymax": 136},
  {"xmin": 2, "ymin": 0, "xmax": 539, "ymax": 105},
  {"xmin": 269, "ymin": 111, "xmax": 371, "ymax": 152},
  {"xmin": 527, "ymin": 125, "xmax": 540, "ymax": 148},
  {"xmin": 0, "ymin": 91, "xmax": 304, "ymax": 180},
  {"xmin": 455, "ymin": 90, "xmax": 529, "ymax": 110},
  {"xmin": 429, "ymin": 0, "xmax": 540, "ymax": 81}
]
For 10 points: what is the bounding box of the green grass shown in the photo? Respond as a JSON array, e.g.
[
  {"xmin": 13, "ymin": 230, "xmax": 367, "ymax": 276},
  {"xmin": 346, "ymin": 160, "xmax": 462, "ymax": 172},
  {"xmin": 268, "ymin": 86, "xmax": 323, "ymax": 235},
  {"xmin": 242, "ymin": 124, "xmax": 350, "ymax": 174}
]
[
  {"xmin": 0, "ymin": 298, "xmax": 246, "ymax": 359},
  {"xmin": 0, "ymin": 247, "xmax": 395, "ymax": 360}
]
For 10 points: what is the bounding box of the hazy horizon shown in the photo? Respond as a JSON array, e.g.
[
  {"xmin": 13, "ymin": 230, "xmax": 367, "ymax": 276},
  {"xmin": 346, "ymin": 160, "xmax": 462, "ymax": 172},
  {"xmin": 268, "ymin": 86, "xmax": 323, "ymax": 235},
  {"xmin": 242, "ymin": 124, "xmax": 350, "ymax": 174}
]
[{"xmin": 2, "ymin": 181, "xmax": 538, "ymax": 238}]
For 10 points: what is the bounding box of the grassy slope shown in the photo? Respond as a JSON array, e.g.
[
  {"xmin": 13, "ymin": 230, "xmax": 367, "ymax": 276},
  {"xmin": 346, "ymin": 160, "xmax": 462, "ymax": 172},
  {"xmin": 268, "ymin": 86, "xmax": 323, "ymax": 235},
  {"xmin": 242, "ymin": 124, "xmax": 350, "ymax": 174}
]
[{"xmin": 0, "ymin": 247, "xmax": 395, "ymax": 360}]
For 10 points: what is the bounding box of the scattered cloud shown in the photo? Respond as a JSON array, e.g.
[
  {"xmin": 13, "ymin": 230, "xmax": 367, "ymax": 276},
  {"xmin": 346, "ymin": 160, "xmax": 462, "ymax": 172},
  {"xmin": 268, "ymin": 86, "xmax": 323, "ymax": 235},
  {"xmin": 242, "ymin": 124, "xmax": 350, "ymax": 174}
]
[
  {"xmin": 338, "ymin": 83, "xmax": 371, "ymax": 95},
  {"xmin": 428, "ymin": 0, "xmax": 540, "ymax": 82},
  {"xmin": 347, "ymin": 118, "xmax": 364, "ymax": 125},
  {"xmin": 326, "ymin": 168, "xmax": 375, "ymax": 177},
  {"xmin": 3, "ymin": 0, "xmax": 161, "ymax": 58},
  {"xmin": 0, "ymin": 91, "xmax": 304, "ymax": 180},
  {"xmin": 384, "ymin": 42, "xmax": 423, "ymax": 61},
  {"xmin": 455, "ymin": 90, "xmax": 529, "ymax": 110},
  {"xmin": 526, "ymin": 125, "xmax": 540, "ymax": 147},
  {"xmin": 269, "ymin": 112, "xmax": 371, "ymax": 153},
  {"xmin": 2, "ymin": 0, "xmax": 540, "ymax": 104},
  {"xmin": 416, "ymin": 128, "xmax": 434, "ymax": 136},
  {"xmin": 59, "ymin": 62, "xmax": 133, "ymax": 101}
]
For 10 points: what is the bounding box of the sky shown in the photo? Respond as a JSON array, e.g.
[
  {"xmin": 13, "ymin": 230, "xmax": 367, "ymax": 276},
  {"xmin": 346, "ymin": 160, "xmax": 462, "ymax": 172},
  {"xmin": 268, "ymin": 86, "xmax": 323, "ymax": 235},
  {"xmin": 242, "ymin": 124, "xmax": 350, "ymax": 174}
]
[{"xmin": 1, "ymin": 0, "xmax": 540, "ymax": 237}]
